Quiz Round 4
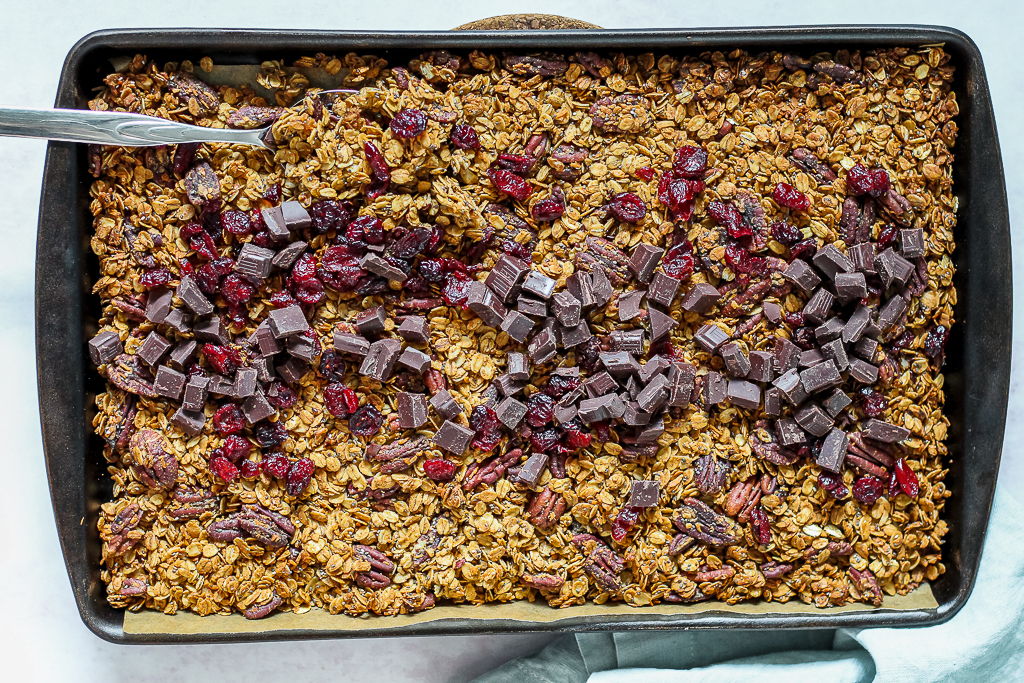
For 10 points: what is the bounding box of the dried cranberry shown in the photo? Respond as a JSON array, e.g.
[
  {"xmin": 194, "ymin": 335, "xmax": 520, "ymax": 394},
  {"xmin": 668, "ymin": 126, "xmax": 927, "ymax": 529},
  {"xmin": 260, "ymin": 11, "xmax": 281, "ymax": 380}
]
[
  {"xmin": 178, "ymin": 258, "xmax": 194, "ymax": 276},
  {"xmin": 363, "ymin": 141, "xmax": 391, "ymax": 199},
  {"xmin": 792, "ymin": 327, "xmax": 817, "ymax": 350},
  {"xmin": 544, "ymin": 374, "xmax": 581, "ymax": 399},
  {"xmin": 451, "ymin": 124, "xmax": 481, "ymax": 150},
  {"xmin": 771, "ymin": 220, "xmax": 802, "ymax": 246},
  {"xmin": 469, "ymin": 405, "xmax": 500, "ymax": 433},
  {"xmin": 783, "ymin": 311, "xmax": 805, "ymax": 328},
  {"xmin": 402, "ymin": 276, "xmax": 429, "ymax": 295},
  {"xmin": 291, "ymin": 276, "xmax": 325, "ymax": 305},
  {"xmin": 817, "ymin": 471, "xmax": 849, "ymax": 499},
  {"xmin": 529, "ymin": 427, "xmax": 561, "ymax": 453},
  {"xmin": 724, "ymin": 243, "xmax": 767, "ymax": 275},
  {"xmin": 289, "ymin": 253, "xmax": 316, "ymax": 282},
  {"xmin": 890, "ymin": 330, "xmax": 915, "ymax": 350},
  {"xmin": 387, "ymin": 227, "xmax": 432, "ymax": 260},
  {"xmin": 221, "ymin": 274, "xmax": 255, "ymax": 307},
  {"xmin": 441, "ymin": 272, "xmax": 473, "ymax": 308},
  {"xmin": 390, "ymin": 108, "xmax": 428, "ymax": 139},
  {"xmin": 251, "ymin": 231, "xmax": 274, "ymax": 248},
  {"xmin": 608, "ymin": 192, "xmax": 647, "ymax": 223},
  {"xmin": 789, "ymin": 239, "xmax": 817, "ymax": 261},
  {"xmin": 657, "ymin": 173, "xmax": 702, "ymax": 221},
  {"xmin": 225, "ymin": 305, "xmax": 246, "ymax": 328},
  {"xmin": 209, "ymin": 456, "xmax": 238, "ymax": 483},
  {"xmin": 263, "ymin": 182, "xmax": 281, "ymax": 204},
  {"xmin": 186, "ymin": 363, "xmax": 207, "ymax": 379},
  {"xmin": 139, "ymin": 268, "xmax": 172, "ymax": 289},
  {"xmin": 267, "ymin": 383, "xmax": 298, "ymax": 409},
  {"xmin": 356, "ymin": 275, "xmax": 388, "ymax": 295},
  {"xmin": 889, "ymin": 469, "xmax": 901, "ymax": 498},
  {"xmin": 212, "ymin": 404, "xmax": 245, "ymax": 435},
  {"xmin": 749, "ymin": 506, "xmax": 772, "ymax": 545},
  {"xmin": 239, "ymin": 459, "xmax": 261, "ymax": 479},
  {"xmin": 877, "ymin": 223, "xmax": 899, "ymax": 250},
  {"xmin": 636, "ymin": 166, "xmax": 656, "ymax": 181},
  {"xmin": 325, "ymin": 384, "xmax": 358, "ymax": 417},
  {"xmin": 309, "ymin": 199, "xmax": 355, "ymax": 234},
  {"xmin": 319, "ymin": 350, "xmax": 347, "ymax": 383},
  {"xmin": 662, "ymin": 241, "xmax": 695, "ymax": 281},
  {"xmin": 611, "ymin": 506, "xmax": 642, "ymax": 542},
  {"xmin": 563, "ymin": 428, "xmax": 591, "ymax": 449},
  {"xmin": 425, "ymin": 225, "xmax": 445, "ymax": 254},
  {"xmin": 852, "ymin": 476, "xmax": 885, "ymax": 505},
  {"xmin": 894, "ymin": 458, "xmax": 920, "ymax": 497},
  {"xmin": 672, "ymin": 145, "xmax": 708, "ymax": 179},
  {"xmin": 592, "ymin": 421, "xmax": 612, "ymax": 443},
  {"xmin": 222, "ymin": 434, "xmax": 252, "ymax": 462},
  {"xmin": 846, "ymin": 164, "xmax": 890, "ymax": 198},
  {"xmin": 349, "ymin": 404, "xmax": 384, "ymax": 437},
  {"xmin": 194, "ymin": 264, "xmax": 220, "ymax": 294},
  {"xmin": 857, "ymin": 387, "xmax": 887, "ymax": 418},
  {"xmin": 222, "ymin": 210, "xmax": 252, "ymax": 236},
  {"xmin": 502, "ymin": 240, "xmax": 533, "ymax": 260},
  {"xmin": 532, "ymin": 189, "xmax": 566, "ymax": 222},
  {"xmin": 348, "ymin": 215, "xmax": 384, "ymax": 245},
  {"xmin": 525, "ymin": 394, "xmax": 555, "ymax": 427},
  {"xmin": 773, "ymin": 182, "xmax": 811, "ymax": 211},
  {"xmin": 472, "ymin": 429, "xmax": 502, "ymax": 452},
  {"xmin": 203, "ymin": 345, "xmax": 241, "ymax": 375},
  {"xmin": 924, "ymin": 325, "xmax": 949, "ymax": 359},
  {"xmin": 423, "ymin": 458, "xmax": 457, "ymax": 482},
  {"xmin": 286, "ymin": 457, "xmax": 315, "ymax": 496},
  {"xmin": 708, "ymin": 200, "xmax": 747, "ymax": 238},
  {"xmin": 172, "ymin": 143, "xmax": 198, "ymax": 177},
  {"xmin": 190, "ymin": 230, "xmax": 218, "ymax": 260},
  {"xmin": 254, "ymin": 422, "xmax": 287, "ymax": 448},
  {"xmin": 261, "ymin": 451, "xmax": 290, "ymax": 478},
  {"xmin": 488, "ymin": 168, "xmax": 533, "ymax": 202},
  {"xmin": 270, "ymin": 290, "xmax": 297, "ymax": 308},
  {"xmin": 497, "ymin": 153, "xmax": 536, "ymax": 175}
]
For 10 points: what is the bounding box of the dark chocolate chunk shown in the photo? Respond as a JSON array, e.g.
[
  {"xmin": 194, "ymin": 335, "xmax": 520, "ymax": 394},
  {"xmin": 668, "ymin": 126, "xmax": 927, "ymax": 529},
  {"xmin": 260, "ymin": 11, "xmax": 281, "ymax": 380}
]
[
  {"xmin": 88, "ymin": 330, "xmax": 123, "ymax": 365},
  {"xmin": 617, "ymin": 289, "xmax": 646, "ymax": 321},
  {"xmin": 776, "ymin": 418, "xmax": 806, "ymax": 446},
  {"xmin": 900, "ymin": 228, "xmax": 926, "ymax": 259},
  {"xmin": 815, "ymin": 317, "xmax": 844, "ymax": 344},
  {"xmin": 774, "ymin": 337, "xmax": 801, "ymax": 374},
  {"xmin": 397, "ymin": 316, "xmax": 430, "ymax": 344},
  {"xmin": 242, "ymin": 390, "xmax": 277, "ymax": 424},
  {"xmin": 467, "ymin": 282, "xmax": 507, "ymax": 327},
  {"xmin": 834, "ymin": 272, "xmax": 868, "ymax": 301},
  {"xmin": 558, "ymin": 321, "xmax": 593, "ymax": 348},
  {"xmin": 429, "ymin": 389, "xmax": 463, "ymax": 420},
  {"xmin": 145, "ymin": 287, "xmax": 173, "ymax": 324},
  {"xmin": 527, "ymin": 327, "xmax": 557, "ymax": 363},
  {"xmin": 863, "ymin": 419, "xmax": 911, "ymax": 443},
  {"xmin": 551, "ymin": 290, "xmax": 581, "ymax": 327},
  {"xmin": 782, "ymin": 259, "xmax": 822, "ymax": 293},
  {"xmin": 590, "ymin": 267, "xmax": 614, "ymax": 306},
  {"xmin": 636, "ymin": 374, "xmax": 670, "ymax": 413},
  {"xmin": 354, "ymin": 306, "xmax": 387, "ymax": 337},
  {"xmin": 552, "ymin": 366, "xmax": 580, "ymax": 378},
  {"xmin": 668, "ymin": 362, "xmax": 696, "ymax": 408},
  {"xmin": 486, "ymin": 255, "xmax": 531, "ymax": 303},
  {"xmin": 848, "ymin": 357, "xmax": 880, "ymax": 383},
  {"xmin": 176, "ymin": 275, "xmax": 214, "ymax": 316},
  {"xmin": 494, "ymin": 373, "xmax": 528, "ymax": 397},
  {"xmin": 254, "ymin": 321, "xmax": 284, "ymax": 357},
  {"xmin": 638, "ymin": 356, "xmax": 671, "ymax": 385},
  {"xmin": 600, "ymin": 351, "xmax": 639, "ymax": 378},
  {"xmin": 854, "ymin": 336, "xmax": 879, "ymax": 362},
  {"xmin": 703, "ymin": 371, "xmax": 727, "ymax": 405},
  {"xmin": 507, "ymin": 352, "xmax": 531, "ymax": 381},
  {"xmin": 566, "ymin": 271, "xmax": 596, "ymax": 309},
  {"xmin": 727, "ymin": 379, "xmax": 761, "ymax": 410},
  {"xmin": 171, "ymin": 407, "xmax": 206, "ymax": 436},
  {"xmin": 584, "ymin": 371, "xmax": 617, "ymax": 398},
  {"xmin": 802, "ymin": 288, "xmax": 834, "ymax": 325},
  {"xmin": 137, "ymin": 332, "xmax": 171, "ymax": 367},
  {"xmin": 622, "ymin": 401, "xmax": 652, "ymax": 426},
  {"xmin": 233, "ymin": 367, "xmax": 258, "ymax": 398},
  {"xmin": 194, "ymin": 316, "xmax": 230, "ymax": 345},
  {"xmin": 260, "ymin": 205, "xmax": 290, "ymax": 242},
  {"xmin": 268, "ymin": 305, "xmax": 309, "ymax": 339},
  {"xmin": 799, "ymin": 348, "xmax": 825, "ymax": 368},
  {"xmin": 647, "ymin": 272, "xmax": 681, "ymax": 307},
  {"xmin": 154, "ymin": 365, "xmax": 186, "ymax": 400},
  {"xmin": 496, "ymin": 396, "xmax": 528, "ymax": 430},
  {"xmin": 719, "ymin": 342, "xmax": 751, "ymax": 378},
  {"xmin": 812, "ymin": 244, "xmax": 854, "ymax": 280},
  {"xmin": 168, "ymin": 340, "xmax": 197, "ymax": 370},
  {"xmin": 628, "ymin": 480, "xmax": 660, "ymax": 507},
  {"xmin": 800, "ymin": 360, "xmax": 841, "ymax": 394},
  {"xmin": 773, "ymin": 368, "xmax": 808, "ymax": 405},
  {"xmin": 208, "ymin": 374, "xmax": 235, "ymax": 397},
  {"xmin": 748, "ymin": 351, "xmax": 774, "ymax": 383},
  {"xmin": 625, "ymin": 374, "xmax": 642, "ymax": 401},
  {"xmin": 795, "ymin": 402, "xmax": 833, "ymax": 437},
  {"xmin": 280, "ymin": 201, "xmax": 311, "ymax": 230},
  {"xmin": 398, "ymin": 347, "xmax": 432, "ymax": 374},
  {"xmin": 680, "ymin": 283, "xmax": 721, "ymax": 313},
  {"xmin": 181, "ymin": 375, "xmax": 209, "ymax": 412},
  {"xmin": 163, "ymin": 308, "xmax": 193, "ymax": 334},
  {"xmin": 821, "ymin": 338, "xmax": 849, "ymax": 372},
  {"xmin": 628, "ymin": 243, "xmax": 664, "ymax": 283},
  {"xmin": 816, "ymin": 428, "xmax": 849, "ymax": 473},
  {"xmin": 848, "ymin": 242, "xmax": 876, "ymax": 273},
  {"xmin": 433, "ymin": 420, "xmax": 475, "ymax": 455},
  {"xmin": 276, "ymin": 357, "xmax": 308, "ymax": 384},
  {"xmin": 397, "ymin": 392, "xmax": 429, "ymax": 429},
  {"xmin": 235, "ymin": 243, "xmax": 275, "ymax": 282},
  {"xmin": 553, "ymin": 402, "xmax": 579, "ymax": 425},
  {"xmin": 578, "ymin": 394, "xmax": 624, "ymax": 423},
  {"xmin": 763, "ymin": 301, "xmax": 782, "ymax": 324},
  {"xmin": 874, "ymin": 247, "xmax": 915, "ymax": 288},
  {"xmin": 253, "ymin": 356, "xmax": 274, "ymax": 382},
  {"xmin": 647, "ymin": 307, "xmax": 678, "ymax": 343},
  {"xmin": 877, "ymin": 295, "xmax": 909, "ymax": 331},
  {"xmin": 333, "ymin": 330, "xmax": 370, "ymax": 356},
  {"xmin": 517, "ymin": 297, "xmax": 548, "ymax": 317},
  {"xmin": 516, "ymin": 452, "xmax": 549, "ymax": 487},
  {"xmin": 501, "ymin": 310, "xmax": 536, "ymax": 343},
  {"xmin": 764, "ymin": 387, "xmax": 782, "ymax": 416},
  {"xmin": 694, "ymin": 323, "xmax": 729, "ymax": 353},
  {"xmin": 360, "ymin": 253, "xmax": 409, "ymax": 282},
  {"xmin": 842, "ymin": 305, "xmax": 872, "ymax": 344},
  {"xmin": 286, "ymin": 334, "xmax": 318, "ymax": 362},
  {"xmin": 521, "ymin": 270, "xmax": 556, "ymax": 300},
  {"xmin": 634, "ymin": 416, "xmax": 665, "ymax": 445},
  {"xmin": 823, "ymin": 389, "xmax": 852, "ymax": 417},
  {"xmin": 359, "ymin": 338, "xmax": 403, "ymax": 382},
  {"xmin": 609, "ymin": 329, "xmax": 645, "ymax": 354},
  {"xmin": 270, "ymin": 241, "xmax": 307, "ymax": 270}
]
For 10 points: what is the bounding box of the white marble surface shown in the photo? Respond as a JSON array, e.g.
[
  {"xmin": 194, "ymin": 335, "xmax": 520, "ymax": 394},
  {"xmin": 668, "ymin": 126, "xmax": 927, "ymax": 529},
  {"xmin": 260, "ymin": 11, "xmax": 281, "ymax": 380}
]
[{"xmin": 1, "ymin": 1, "xmax": 1021, "ymax": 680}]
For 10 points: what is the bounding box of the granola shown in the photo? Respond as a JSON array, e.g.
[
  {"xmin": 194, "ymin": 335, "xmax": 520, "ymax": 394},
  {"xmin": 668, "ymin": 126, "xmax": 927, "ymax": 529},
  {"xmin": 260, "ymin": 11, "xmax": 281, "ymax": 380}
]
[{"xmin": 88, "ymin": 46, "xmax": 957, "ymax": 619}]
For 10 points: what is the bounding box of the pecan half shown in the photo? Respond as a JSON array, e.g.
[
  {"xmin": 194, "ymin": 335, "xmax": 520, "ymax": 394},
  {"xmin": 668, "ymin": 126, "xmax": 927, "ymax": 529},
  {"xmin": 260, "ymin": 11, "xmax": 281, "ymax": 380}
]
[
  {"xmin": 111, "ymin": 295, "xmax": 148, "ymax": 322},
  {"xmin": 694, "ymin": 454, "xmax": 729, "ymax": 494},
  {"xmin": 585, "ymin": 546, "xmax": 624, "ymax": 593},
  {"xmin": 879, "ymin": 189, "xmax": 912, "ymax": 226},
  {"xmin": 369, "ymin": 436, "xmax": 429, "ymax": 462},
  {"xmin": 520, "ymin": 573, "xmax": 565, "ymax": 590},
  {"xmin": 526, "ymin": 486, "xmax": 566, "ymax": 529},
  {"xmin": 575, "ymin": 236, "xmax": 631, "ymax": 285},
  {"xmin": 243, "ymin": 593, "xmax": 283, "ymax": 620},
  {"xmin": 760, "ymin": 561, "xmax": 794, "ymax": 579},
  {"xmin": 788, "ymin": 147, "xmax": 836, "ymax": 184},
  {"xmin": 749, "ymin": 425, "xmax": 799, "ymax": 466},
  {"xmin": 238, "ymin": 515, "xmax": 290, "ymax": 548},
  {"xmin": 462, "ymin": 448, "xmax": 523, "ymax": 490},
  {"xmin": 721, "ymin": 278, "xmax": 771, "ymax": 317},
  {"xmin": 849, "ymin": 567, "xmax": 883, "ymax": 606},
  {"xmin": 503, "ymin": 54, "xmax": 568, "ymax": 77},
  {"xmin": 119, "ymin": 577, "xmax": 148, "ymax": 596},
  {"xmin": 354, "ymin": 545, "xmax": 395, "ymax": 589},
  {"xmin": 206, "ymin": 518, "xmax": 242, "ymax": 543},
  {"xmin": 113, "ymin": 395, "xmax": 138, "ymax": 452},
  {"xmin": 184, "ymin": 161, "xmax": 221, "ymax": 208},
  {"xmin": 110, "ymin": 502, "xmax": 143, "ymax": 535},
  {"xmin": 589, "ymin": 94, "xmax": 653, "ymax": 133},
  {"xmin": 673, "ymin": 497, "xmax": 739, "ymax": 546},
  {"xmin": 574, "ymin": 52, "xmax": 613, "ymax": 78},
  {"xmin": 725, "ymin": 479, "xmax": 756, "ymax": 517},
  {"xmin": 167, "ymin": 72, "xmax": 221, "ymax": 115},
  {"xmin": 695, "ymin": 566, "xmax": 735, "ymax": 583},
  {"xmin": 227, "ymin": 104, "xmax": 284, "ymax": 129},
  {"xmin": 129, "ymin": 429, "xmax": 177, "ymax": 488},
  {"xmin": 667, "ymin": 533, "xmax": 696, "ymax": 556},
  {"xmin": 813, "ymin": 60, "xmax": 862, "ymax": 84},
  {"xmin": 107, "ymin": 354, "xmax": 157, "ymax": 398},
  {"xmin": 168, "ymin": 486, "xmax": 218, "ymax": 519},
  {"xmin": 840, "ymin": 197, "xmax": 860, "ymax": 244}
]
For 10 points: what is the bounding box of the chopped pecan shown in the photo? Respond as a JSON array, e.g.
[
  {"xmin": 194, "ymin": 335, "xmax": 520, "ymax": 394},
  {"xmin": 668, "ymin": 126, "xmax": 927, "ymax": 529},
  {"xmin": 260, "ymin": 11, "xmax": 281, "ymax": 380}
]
[
  {"xmin": 111, "ymin": 295, "xmax": 148, "ymax": 322},
  {"xmin": 424, "ymin": 368, "xmax": 448, "ymax": 395},
  {"xmin": 589, "ymin": 94, "xmax": 653, "ymax": 133},
  {"xmin": 503, "ymin": 53, "xmax": 568, "ymax": 77},
  {"xmin": 183, "ymin": 161, "xmax": 221, "ymax": 208},
  {"xmin": 167, "ymin": 72, "xmax": 221, "ymax": 115},
  {"xmin": 112, "ymin": 395, "xmax": 138, "ymax": 452},
  {"xmin": 695, "ymin": 566, "xmax": 735, "ymax": 583},
  {"xmin": 206, "ymin": 518, "xmax": 242, "ymax": 543},
  {"xmin": 721, "ymin": 278, "xmax": 772, "ymax": 317},
  {"xmin": 107, "ymin": 354, "xmax": 157, "ymax": 398},
  {"xmin": 462, "ymin": 448, "xmax": 523, "ymax": 490},
  {"xmin": 110, "ymin": 502, "xmax": 143, "ymax": 535},
  {"xmin": 520, "ymin": 573, "xmax": 565, "ymax": 590},
  {"xmin": 879, "ymin": 189, "xmax": 912, "ymax": 225},
  {"xmin": 788, "ymin": 147, "xmax": 836, "ymax": 184},
  {"xmin": 813, "ymin": 60, "xmax": 862, "ymax": 84},
  {"xmin": 128, "ymin": 428, "xmax": 177, "ymax": 488},
  {"xmin": 849, "ymin": 567, "xmax": 883, "ymax": 606},
  {"xmin": 840, "ymin": 197, "xmax": 860, "ymax": 244},
  {"xmin": 395, "ymin": 297, "xmax": 444, "ymax": 313},
  {"xmin": 227, "ymin": 104, "xmax": 283, "ymax": 129},
  {"xmin": 119, "ymin": 577, "xmax": 148, "ymax": 596},
  {"xmin": 575, "ymin": 236, "xmax": 631, "ymax": 285},
  {"xmin": 525, "ymin": 133, "xmax": 548, "ymax": 159},
  {"xmin": 856, "ymin": 198, "xmax": 876, "ymax": 243},
  {"xmin": 673, "ymin": 497, "xmax": 739, "ymax": 546},
  {"xmin": 694, "ymin": 454, "xmax": 729, "ymax": 494},
  {"xmin": 168, "ymin": 486, "xmax": 218, "ymax": 519},
  {"xmin": 369, "ymin": 436, "xmax": 429, "ymax": 462},
  {"xmin": 760, "ymin": 561, "xmax": 794, "ymax": 579},
  {"xmin": 908, "ymin": 256, "xmax": 928, "ymax": 296},
  {"xmin": 731, "ymin": 313, "xmax": 764, "ymax": 338},
  {"xmin": 782, "ymin": 54, "xmax": 813, "ymax": 71},
  {"xmin": 243, "ymin": 593, "xmax": 283, "ymax": 620},
  {"xmin": 667, "ymin": 533, "xmax": 695, "ymax": 556},
  {"xmin": 749, "ymin": 425, "xmax": 799, "ymax": 465},
  {"xmin": 845, "ymin": 453, "xmax": 889, "ymax": 479},
  {"xmin": 526, "ymin": 486, "xmax": 566, "ymax": 529},
  {"xmin": 585, "ymin": 546, "xmax": 624, "ymax": 593},
  {"xmin": 575, "ymin": 52, "xmax": 613, "ymax": 78}
]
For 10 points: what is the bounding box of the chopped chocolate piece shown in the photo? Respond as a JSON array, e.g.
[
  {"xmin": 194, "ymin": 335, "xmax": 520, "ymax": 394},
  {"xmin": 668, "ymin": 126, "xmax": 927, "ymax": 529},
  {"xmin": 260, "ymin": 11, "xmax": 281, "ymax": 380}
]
[
  {"xmin": 517, "ymin": 297, "xmax": 548, "ymax": 317},
  {"xmin": 485, "ymin": 255, "xmax": 531, "ymax": 303},
  {"xmin": 163, "ymin": 308, "xmax": 193, "ymax": 334},
  {"xmin": 360, "ymin": 253, "xmax": 409, "ymax": 282},
  {"xmin": 396, "ymin": 392, "xmax": 429, "ymax": 429},
  {"xmin": 194, "ymin": 316, "xmax": 230, "ymax": 344},
  {"xmin": 763, "ymin": 301, "xmax": 783, "ymax": 324},
  {"xmin": 821, "ymin": 338, "xmax": 849, "ymax": 372},
  {"xmin": 333, "ymin": 330, "xmax": 370, "ymax": 356},
  {"xmin": 764, "ymin": 387, "xmax": 782, "ymax": 416},
  {"xmin": 242, "ymin": 390, "xmax": 276, "ymax": 424},
  {"xmin": 617, "ymin": 289, "xmax": 646, "ymax": 321},
  {"xmin": 842, "ymin": 305, "xmax": 872, "ymax": 344},
  {"xmin": 396, "ymin": 316, "xmax": 430, "ymax": 345},
  {"xmin": 854, "ymin": 336, "xmax": 880, "ymax": 362},
  {"xmin": 863, "ymin": 419, "xmax": 911, "ymax": 443},
  {"xmin": 812, "ymin": 244, "xmax": 854, "ymax": 280},
  {"xmin": 286, "ymin": 334, "xmax": 318, "ymax": 362},
  {"xmin": 584, "ymin": 371, "xmax": 617, "ymax": 398},
  {"xmin": 609, "ymin": 329, "xmax": 645, "ymax": 354},
  {"xmin": 137, "ymin": 332, "xmax": 171, "ymax": 367},
  {"xmin": 848, "ymin": 242, "xmax": 877, "ymax": 273},
  {"xmin": 647, "ymin": 306, "xmax": 678, "ymax": 343},
  {"xmin": 577, "ymin": 396, "xmax": 610, "ymax": 424},
  {"xmin": 848, "ymin": 357, "xmax": 880, "ymax": 383},
  {"xmin": 154, "ymin": 365, "xmax": 186, "ymax": 400},
  {"xmin": 622, "ymin": 401, "xmax": 652, "ymax": 426},
  {"xmin": 516, "ymin": 452, "xmax": 549, "ymax": 487},
  {"xmin": 802, "ymin": 288, "xmax": 834, "ymax": 325},
  {"xmin": 800, "ymin": 360, "xmax": 841, "ymax": 394},
  {"xmin": 260, "ymin": 205, "xmax": 290, "ymax": 242},
  {"xmin": 433, "ymin": 420, "xmax": 475, "ymax": 455},
  {"xmin": 773, "ymin": 368, "xmax": 808, "ymax": 405},
  {"xmin": 638, "ymin": 356, "xmax": 671, "ymax": 384},
  {"xmin": 647, "ymin": 272, "xmax": 681, "ymax": 307},
  {"xmin": 176, "ymin": 275, "xmax": 214, "ymax": 316},
  {"xmin": 774, "ymin": 337, "xmax": 801, "ymax": 374},
  {"xmin": 467, "ymin": 282, "xmax": 507, "ymax": 327},
  {"xmin": 429, "ymin": 389, "xmax": 463, "ymax": 420},
  {"xmin": 799, "ymin": 348, "xmax": 825, "ymax": 368},
  {"xmin": 521, "ymin": 270, "xmax": 556, "ymax": 300},
  {"xmin": 900, "ymin": 228, "xmax": 926, "ymax": 259},
  {"xmin": 208, "ymin": 374, "xmax": 235, "ymax": 397},
  {"xmin": 268, "ymin": 305, "xmax": 309, "ymax": 339},
  {"xmin": 280, "ymin": 201, "xmax": 311, "ymax": 230},
  {"xmin": 494, "ymin": 373, "xmax": 528, "ymax": 397},
  {"xmin": 864, "ymin": 319, "xmax": 882, "ymax": 342},
  {"xmin": 719, "ymin": 342, "xmax": 751, "ymax": 378},
  {"xmin": 877, "ymin": 295, "xmax": 909, "ymax": 331},
  {"xmin": 276, "ymin": 357, "xmax": 308, "ymax": 384},
  {"xmin": 782, "ymin": 260, "xmax": 822, "ymax": 293},
  {"xmin": 628, "ymin": 480, "xmax": 660, "ymax": 507},
  {"xmin": 254, "ymin": 321, "xmax": 284, "ymax": 357},
  {"xmin": 636, "ymin": 374, "xmax": 670, "ymax": 413},
  {"xmin": 776, "ymin": 418, "xmax": 806, "ymax": 446},
  {"xmin": 181, "ymin": 375, "xmax": 209, "ymax": 412},
  {"xmin": 628, "ymin": 243, "xmax": 664, "ymax": 283},
  {"xmin": 233, "ymin": 367, "xmax": 258, "ymax": 398},
  {"xmin": 815, "ymin": 317, "xmax": 845, "ymax": 344},
  {"xmin": 823, "ymin": 389, "xmax": 852, "ymax": 417},
  {"xmin": 171, "ymin": 407, "xmax": 206, "ymax": 436},
  {"xmin": 668, "ymin": 362, "xmax": 696, "ymax": 408},
  {"xmin": 681, "ymin": 283, "xmax": 721, "ymax": 313},
  {"xmin": 397, "ymin": 347, "xmax": 431, "ymax": 374},
  {"xmin": 566, "ymin": 271, "xmax": 596, "ymax": 309},
  {"xmin": 507, "ymin": 352, "xmax": 531, "ymax": 381},
  {"xmin": 360, "ymin": 338, "xmax": 403, "ymax": 382},
  {"xmin": 874, "ymin": 247, "xmax": 915, "ymax": 288},
  {"xmin": 552, "ymin": 366, "xmax": 580, "ymax": 378},
  {"xmin": 551, "ymin": 290, "xmax": 581, "ymax": 327},
  {"xmin": 354, "ymin": 306, "xmax": 387, "ymax": 337},
  {"xmin": 795, "ymin": 403, "xmax": 833, "ymax": 437},
  {"xmin": 558, "ymin": 321, "xmax": 593, "ymax": 348},
  {"xmin": 600, "ymin": 351, "xmax": 639, "ymax": 378},
  {"xmin": 553, "ymin": 402, "xmax": 578, "ymax": 424},
  {"xmin": 270, "ymin": 241, "xmax": 307, "ymax": 270},
  {"xmin": 590, "ymin": 267, "xmax": 614, "ymax": 306},
  {"xmin": 88, "ymin": 330, "xmax": 123, "ymax": 365},
  {"xmin": 145, "ymin": 287, "xmax": 173, "ymax": 324},
  {"xmin": 634, "ymin": 417, "xmax": 665, "ymax": 445},
  {"xmin": 694, "ymin": 323, "xmax": 729, "ymax": 353},
  {"xmin": 727, "ymin": 379, "xmax": 761, "ymax": 410},
  {"xmin": 235, "ymin": 243, "xmax": 275, "ymax": 282},
  {"xmin": 252, "ymin": 356, "xmax": 274, "ymax": 382},
  {"xmin": 834, "ymin": 272, "xmax": 868, "ymax": 301},
  {"xmin": 495, "ymin": 396, "xmax": 528, "ymax": 430},
  {"xmin": 527, "ymin": 327, "xmax": 557, "ymax": 363},
  {"xmin": 816, "ymin": 428, "xmax": 849, "ymax": 473},
  {"xmin": 168, "ymin": 340, "xmax": 197, "ymax": 370},
  {"xmin": 703, "ymin": 371, "xmax": 727, "ymax": 405},
  {"xmin": 500, "ymin": 310, "xmax": 536, "ymax": 343},
  {"xmin": 748, "ymin": 351, "xmax": 774, "ymax": 383}
]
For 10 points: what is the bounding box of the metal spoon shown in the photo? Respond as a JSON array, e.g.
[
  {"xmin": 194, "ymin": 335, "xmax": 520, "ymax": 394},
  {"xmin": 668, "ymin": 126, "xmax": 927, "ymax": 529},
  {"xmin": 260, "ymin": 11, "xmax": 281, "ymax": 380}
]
[{"xmin": 0, "ymin": 89, "xmax": 358, "ymax": 149}]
